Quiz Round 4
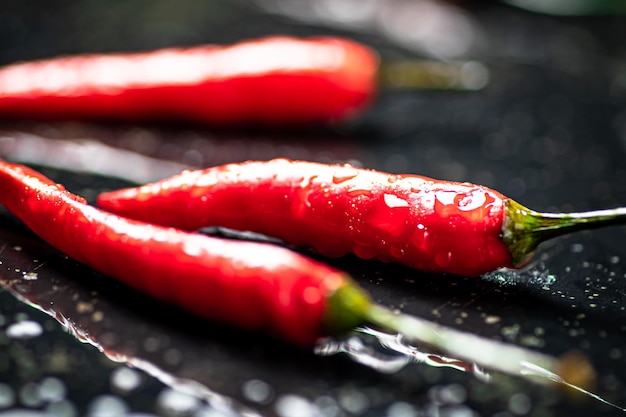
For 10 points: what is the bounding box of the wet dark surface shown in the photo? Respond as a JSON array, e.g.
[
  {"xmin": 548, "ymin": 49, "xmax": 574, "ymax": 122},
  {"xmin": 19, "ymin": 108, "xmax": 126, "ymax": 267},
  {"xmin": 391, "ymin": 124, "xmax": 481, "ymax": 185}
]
[{"xmin": 1, "ymin": 1, "xmax": 626, "ymax": 416}]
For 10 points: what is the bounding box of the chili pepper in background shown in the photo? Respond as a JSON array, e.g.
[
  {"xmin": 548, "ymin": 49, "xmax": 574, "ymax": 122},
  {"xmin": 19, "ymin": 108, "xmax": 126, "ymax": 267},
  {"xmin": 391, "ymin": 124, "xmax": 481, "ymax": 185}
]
[
  {"xmin": 97, "ymin": 158, "xmax": 626, "ymax": 277},
  {"xmin": 0, "ymin": 36, "xmax": 486, "ymax": 126},
  {"xmin": 0, "ymin": 158, "xmax": 577, "ymax": 380}
]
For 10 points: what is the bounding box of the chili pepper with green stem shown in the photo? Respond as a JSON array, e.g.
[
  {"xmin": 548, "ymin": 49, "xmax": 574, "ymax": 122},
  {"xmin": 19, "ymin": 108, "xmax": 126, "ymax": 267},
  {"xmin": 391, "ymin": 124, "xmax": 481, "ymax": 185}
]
[
  {"xmin": 97, "ymin": 158, "xmax": 626, "ymax": 277},
  {"xmin": 0, "ymin": 159, "xmax": 571, "ymax": 379}
]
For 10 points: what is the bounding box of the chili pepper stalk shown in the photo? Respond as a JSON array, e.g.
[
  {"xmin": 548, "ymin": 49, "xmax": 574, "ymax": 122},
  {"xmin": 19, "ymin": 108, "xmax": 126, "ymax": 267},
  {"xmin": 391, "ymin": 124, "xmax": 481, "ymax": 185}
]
[
  {"xmin": 503, "ymin": 199, "xmax": 626, "ymax": 267},
  {"xmin": 324, "ymin": 282, "xmax": 568, "ymax": 381}
]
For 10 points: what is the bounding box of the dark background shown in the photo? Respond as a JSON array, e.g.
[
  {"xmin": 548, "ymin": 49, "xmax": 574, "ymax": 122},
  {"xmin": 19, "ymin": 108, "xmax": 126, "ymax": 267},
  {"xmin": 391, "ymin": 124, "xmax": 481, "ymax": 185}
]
[{"xmin": 0, "ymin": 1, "xmax": 626, "ymax": 416}]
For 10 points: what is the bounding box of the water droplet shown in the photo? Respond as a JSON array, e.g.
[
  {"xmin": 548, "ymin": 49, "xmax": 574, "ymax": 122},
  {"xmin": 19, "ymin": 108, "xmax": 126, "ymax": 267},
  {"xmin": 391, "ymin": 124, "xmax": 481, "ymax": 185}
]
[
  {"xmin": 389, "ymin": 244, "xmax": 406, "ymax": 260},
  {"xmin": 313, "ymin": 396, "xmax": 340, "ymax": 417},
  {"xmin": 331, "ymin": 170, "xmax": 358, "ymax": 184},
  {"xmin": 76, "ymin": 302, "xmax": 94, "ymax": 314},
  {"xmin": 45, "ymin": 399, "xmax": 78, "ymax": 417},
  {"xmin": 6, "ymin": 320, "xmax": 43, "ymax": 339},
  {"xmin": 455, "ymin": 191, "xmax": 487, "ymax": 212},
  {"xmin": 484, "ymin": 315, "xmax": 501, "ymax": 324},
  {"xmin": 346, "ymin": 186, "xmax": 373, "ymax": 198},
  {"xmin": 508, "ymin": 393, "xmax": 532, "ymax": 415},
  {"xmin": 241, "ymin": 379, "xmax": 273, "ymax": 405},
  {"xmin": 429, "ymin": 384, "xmax": 467, "ymax": 405},
  {"xmin": 39, "ymin": 377, "xmax": 66, "ymax": 402},
  {"xmin": 387, "ymin": 401, "xmax": 418, "ymax": 417},
  {"xmin": 156, "ymin": 388, "xmax": 201, "ymax": 417},
  {"xmin": 275, "ymin": 395, "xmax": 316, "ymax": 417},
  {"xmin": 111, "ymin": 367, "xmax": 142, "ymax": 394},
  {"xmin": 22, "ymin": 272, "xmax": 38, "ymax": 281},
  {"xmin": 570, "ymin": 243, "xmax": 584, "ymax": 253},
  {"xmin": 387, "ymin": 175, "xmax": 400, "ymax": 184},
  {"xmin": 338, "ymin": 389, "xmax": 369, "ymax": 414},
  {"xmin": 19, "ymin": 383, "xmax": 43, "ymax": 408},
  {"xmin": 0, "ymin": 383, "xmax": 16, "ymax": 408},
  {"xmin": 86, "ymin": 394, "xmax": 129, "ymax": 417},
  {"xmin": 383, "ymin": 193, "xmax": 409, "ymax": 208}
]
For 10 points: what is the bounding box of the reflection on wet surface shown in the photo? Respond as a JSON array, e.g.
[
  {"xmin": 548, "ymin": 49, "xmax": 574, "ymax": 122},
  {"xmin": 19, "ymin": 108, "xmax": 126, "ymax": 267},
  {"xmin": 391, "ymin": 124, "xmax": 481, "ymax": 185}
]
[{"xmin": 1, "ymin": 207, "xmax": 625, "ymax": 416}]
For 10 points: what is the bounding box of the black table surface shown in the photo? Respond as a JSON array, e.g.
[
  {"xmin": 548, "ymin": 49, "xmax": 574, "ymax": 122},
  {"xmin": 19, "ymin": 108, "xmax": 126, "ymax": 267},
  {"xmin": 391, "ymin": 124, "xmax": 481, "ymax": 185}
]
[{"xmin": 1, "ymin": 1, "xmax": 626, "ymax": 416}]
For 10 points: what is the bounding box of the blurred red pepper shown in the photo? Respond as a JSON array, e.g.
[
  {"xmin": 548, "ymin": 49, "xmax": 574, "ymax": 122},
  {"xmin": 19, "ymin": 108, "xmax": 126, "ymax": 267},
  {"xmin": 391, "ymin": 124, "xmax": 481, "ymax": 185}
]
[{"xmin": 0, "ymin": 36, "xmax": 378, "ymax": 125}]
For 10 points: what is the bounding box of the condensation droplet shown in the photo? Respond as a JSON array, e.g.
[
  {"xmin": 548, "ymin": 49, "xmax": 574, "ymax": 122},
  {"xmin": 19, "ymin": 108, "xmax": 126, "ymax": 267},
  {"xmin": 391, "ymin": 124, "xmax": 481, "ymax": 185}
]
[
  {"xmin": 383, "ymin": 193, "xmax": 409, "ymax": 208},
  {"xmin": 156, "ymin": 388, "xmax": 201, "ymax": 416},
  {"xmin": 86, "ymin": 395, "xmax": 129, "ymax": 417},
  {"xmin": 508, "ymin": 393, "xmax": 532, "ymax": 415},
  {"xmin": 331, "ymin": 170, "xmax": 358, "ymax": 184},
  {"xmin": 241, "ymin": 379, "xmax": 273, "ymax": 405},
  {"xmin": 429, "ymin": 384, "xmax": 467, "ymax": 405},
  {"xmin": 22, "ymin": 272, "xmax": 38, "ymax": 281},
  {"xmin": 313, "ymin": 396, "xmax": 340, "ymax": 417},
  {"xmin": 39, "ymin": 377, "xmax": 66, "ymax": 402},
  {"xmin": 45, "ymin": 399, "xmax": 78, "ymax": 417},
  {"xmin": 111, "ymin": 367, "xmax": 142, "ymax": 394},
  {"xmin": 0, "ymin": 383, "xmax": 16, "ymax": 408},
  {"xmin": 338, "ymin": 389, "xmax": 369, "ymax": 414},
  {"xmin": 387, "ymin": 401, "xmax": 418, "ymax": 417},
  {"xmin": 19, "ymin": 383, "xmax": 43, "ymax": 408},
  {"xmin": 570, "ymin": 243, "xmax": 584, "ymax": 253},
  {"xmin": 275, "ymin": 395, "xmax": 316, "ymax": 417},
  {"xmin": 6, "ymin": 320, "xmax": 43, "ymax": 339},
  {"xmin": 346, "ymin": 187, "xmax": 373, "ymax": 198}
]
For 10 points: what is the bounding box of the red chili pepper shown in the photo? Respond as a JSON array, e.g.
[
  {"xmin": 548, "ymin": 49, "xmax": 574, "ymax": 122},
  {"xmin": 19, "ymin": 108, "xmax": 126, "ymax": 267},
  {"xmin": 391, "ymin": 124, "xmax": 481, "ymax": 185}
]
[
  {"xmin": 0, "ymin": 159, "xmax": 373, "ymax": 345},
  {"xmin": 0, "ymin": 36, "xmax": 377, "ymax": 125},
  {"xmin": 1, "ymin": 158, "xmax": 576, "ymax": 380},
  {"xmin": 97, "ymin": 158, "xmax": 626, "ymax": 277}
]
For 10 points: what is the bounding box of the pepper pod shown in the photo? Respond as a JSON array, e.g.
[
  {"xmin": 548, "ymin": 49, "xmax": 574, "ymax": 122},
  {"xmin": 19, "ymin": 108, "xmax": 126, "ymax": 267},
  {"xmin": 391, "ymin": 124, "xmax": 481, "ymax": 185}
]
[{"xmin": 97, "ymin": 159, "xmax": 626, "ymax": 277}]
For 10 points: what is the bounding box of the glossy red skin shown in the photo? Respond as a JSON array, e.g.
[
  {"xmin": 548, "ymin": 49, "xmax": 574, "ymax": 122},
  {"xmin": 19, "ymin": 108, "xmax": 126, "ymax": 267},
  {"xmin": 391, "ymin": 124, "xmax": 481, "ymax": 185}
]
[
  {"xmin": 0, "ymin": 36, "xmax": 377, "ymax": 125},
  {"xmin": 98, "ymin": 159, "xmax": 513, "ymax": 277},
  {"xmin": 0, "ymin": 160, "xmax": 348, "ymax": 345}
]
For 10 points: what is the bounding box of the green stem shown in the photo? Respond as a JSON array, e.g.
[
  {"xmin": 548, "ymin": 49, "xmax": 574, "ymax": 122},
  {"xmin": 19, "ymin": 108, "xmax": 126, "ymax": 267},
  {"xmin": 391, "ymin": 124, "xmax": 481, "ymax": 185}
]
[
  {"xmin": 377, "ymin": 60, "xmax": 489, "ymax": 91},
  {"xmin": 325, "ymin": 282, "xmax": 565, "ymax": 381},
  {"xmin": 502, "ymin": 200, "xmax": 626, "ymax": 267},
  {"xmin": 363, "ymin": 303, "xmax": 559, "ymax": 378}
]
